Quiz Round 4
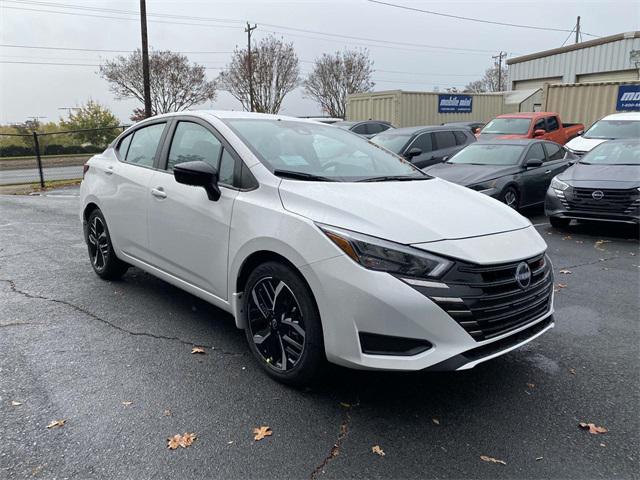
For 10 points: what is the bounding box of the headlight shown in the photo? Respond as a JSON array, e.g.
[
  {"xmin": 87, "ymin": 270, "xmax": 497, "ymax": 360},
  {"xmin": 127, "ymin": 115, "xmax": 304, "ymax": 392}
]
[
  {"xmin": 317, "ymin": 224, "xmax": 453, "ymax": 278},
  {"xmin": 468, "ymin": 180, "xmax": 497, "ymax": 192},
  {"xmin": 551, "ymin": 177, "xmax": 570, "ymax": 191}
]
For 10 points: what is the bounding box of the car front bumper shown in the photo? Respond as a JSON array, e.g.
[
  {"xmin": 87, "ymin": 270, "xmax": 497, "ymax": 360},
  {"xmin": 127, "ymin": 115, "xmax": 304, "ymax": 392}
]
[
  {"xmin": 300, "ymin": 250, "xmax": 554, "ymax": 372},
  {"xmin": 545, "ymin": 187, "xmax": 640, "ymax": 224}
]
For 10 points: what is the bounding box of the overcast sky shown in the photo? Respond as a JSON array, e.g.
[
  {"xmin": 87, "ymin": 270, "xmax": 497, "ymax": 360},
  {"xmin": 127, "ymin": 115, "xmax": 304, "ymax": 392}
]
[{"xmin": 1, "ymin": 0, "xmax": 638, "ymax": 124}]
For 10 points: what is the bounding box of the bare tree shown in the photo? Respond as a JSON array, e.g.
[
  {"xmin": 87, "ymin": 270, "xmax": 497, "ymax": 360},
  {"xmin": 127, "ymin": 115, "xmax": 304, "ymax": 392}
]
[
  {"xmin": 464, "ymin": 64, "xmax": 508, "ymax": 93},
  {"xmin": 99, "ymin": 49, "xmax": 217, "ymax": 120},
  {"xmin": 218, "ymin": 35, "xmax": 300, "ymax": 114},
  {"xmin": 303, "ymin": 49, "xmax": 374, "ymax": 118}
]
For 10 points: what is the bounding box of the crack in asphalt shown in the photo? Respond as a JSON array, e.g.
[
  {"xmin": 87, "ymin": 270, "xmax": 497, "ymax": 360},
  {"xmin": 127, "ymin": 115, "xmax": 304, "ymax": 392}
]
[
  {"xmin": 309, "ymin": 403, "xmax": 354, "ymax": 480},
  {"xmin": 558, "ymin": 255, "xmax": 620, "ymax": 270},
  {"xmin": 0, "ymin": 278, "xmax": 245, "ymax": 356}
]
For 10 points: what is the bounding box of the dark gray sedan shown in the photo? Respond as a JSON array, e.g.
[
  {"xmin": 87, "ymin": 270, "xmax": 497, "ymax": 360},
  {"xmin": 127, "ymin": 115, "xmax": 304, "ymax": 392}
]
[
  {"xmin": 424, "ymin": 139, "xmax": 575, "ymax": 210},
  {"xmin": 370, "ymin": 125, "xmax": 476, "ymax": 169}
]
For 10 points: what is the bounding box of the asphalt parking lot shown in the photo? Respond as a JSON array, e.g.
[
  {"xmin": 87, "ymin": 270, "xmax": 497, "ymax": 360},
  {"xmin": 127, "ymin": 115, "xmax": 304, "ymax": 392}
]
[{"xmin": 1, "ymin": 187, "xmax": 638, "ymax": 480}]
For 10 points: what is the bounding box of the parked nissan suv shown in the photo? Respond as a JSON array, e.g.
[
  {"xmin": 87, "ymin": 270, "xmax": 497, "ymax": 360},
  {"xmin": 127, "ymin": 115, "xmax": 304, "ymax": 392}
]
[{"xmin": 80, "ymin": 111, "xmax": 554, "ymax": 384}]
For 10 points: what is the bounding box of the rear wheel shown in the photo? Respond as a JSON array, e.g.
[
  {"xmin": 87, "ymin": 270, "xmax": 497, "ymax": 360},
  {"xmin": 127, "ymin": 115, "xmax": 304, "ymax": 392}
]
[
  {"xmin": 86, "ymin": 209, "xmax": 129, "ymax": 280},
  {"xmin": 501, "ymin": 186, "xmax": 520, "ymax": 210},
  {"xmin": 243, "ymin": 261, "xmax": 325, "ymax": 385},
  {"xmin": 550, "ymin": 216, "xmax": 571, "ymax": 229}
]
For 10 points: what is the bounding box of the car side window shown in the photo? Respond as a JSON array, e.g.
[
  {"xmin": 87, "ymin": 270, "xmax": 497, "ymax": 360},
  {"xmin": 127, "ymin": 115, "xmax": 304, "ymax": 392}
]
[
  {"xmin": 167, "ymin": 121, "xmax": 222, "ymax": 171},
  {"xmin": 352, "ymin": 124, "xmax": 368, "ymax": 135},
  {"xmin": 524, "ymin": 143, "xmax": 545, "ymax": 163},
  {"xmin": 434, "ymin": 131, "xmax": 456, "ymax": 149},
  {"xmin": 453, "ymin": 130, "xmax": 468, "ymax": 145},
  {"xmin": 411, "ymin": 133, "xmax": 433, "ymax": 153},
  {"xmin": 218, "ymin": 148, "xmax": 236, "ymax": 186},
  {"xmin": 534, "ymin": 119, "xmax": 546, "ymax": 132},
  {"xmin": 547, "ymin": 116, "xmax": 559, "ymax": 131},
  {"xmin": 544, "ymin": 142, "xmax": 565, "ymax": 161},
  {"xmin": 124, "ymin": 123, "xmax": 166, "ymax": 167},
  {"xmin": 117, "ymin": 133, "xmax": 133, "ymax": 159}
]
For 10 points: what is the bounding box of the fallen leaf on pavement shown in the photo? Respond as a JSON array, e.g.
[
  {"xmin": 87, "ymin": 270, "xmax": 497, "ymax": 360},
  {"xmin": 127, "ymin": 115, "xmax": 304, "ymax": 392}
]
[
  {"xmin": 339, "ymin": 402, "xmax": 351, "ymax": 408},
  {"xmin": 191, "ymin": 347, "xmax": 206, "ymax": 354},
  {"xmin": 47, "ymin": 420, "xmax": 65, "ymax": 429},
  {"xmin": 600, "ymin": 443, "xmax": 606, "ymax": 447},
  {"xmin": 11, "ymin": 400, "xmax": 22, "ymax": 406},
  {"xmin": 372, "ymin": 445, "xmax": 385, "ymax": 456},
  {"xmin": 526, "ymin": 383, "xmax": 535, "ymax": 388},
  {"xmin": 164, "ymin": 409, "xmax": 172, "ymax": 417},
  {"xmin": 579, "ymin": 422, "xmax": 608, "ymax": 434},
  {"xmin": 480, "ymin": 455, "xmax": 506, "ymax": 465},
  {"xmin": 559, "ymin": 269, "xmax": 572, "ymax": 274},
  {"xmin": 569, "ymin": 368, "xmax": 576, "ymax": 375},
  {"xmin": 253, "ymin": 426, "xmax": 272, "ymax": 441},
  {"xmin": 562, "ymin": 235, "xmax": 572, "ymax": 240},
  {"xmin": 536, "ymin": 456, "xmax": 543, "ymax": 461},
  {"xmin": 575, "ymin": 240, "xmax": 583, "ymax": 244},
  {"xmin": 432, "ymin": 418, "xmax": 440, "ymax": 425},
  {"xmin": 167, "ymin": 432, "xmax": 197, "ymax": 449},
  {"xmin": 122, "ymin": 401, "xmax": 133, "ymax": 406}
]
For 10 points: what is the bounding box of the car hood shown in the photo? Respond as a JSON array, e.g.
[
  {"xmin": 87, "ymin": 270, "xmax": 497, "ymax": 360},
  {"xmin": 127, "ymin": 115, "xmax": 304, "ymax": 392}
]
[
  {"xmin": 559, "ymin": 163, "xmax": 640, "ymax": 189},
  {"xmin": 565, "ymin": 136, "xmax": 607, "ymax": 153},
  {"xmin": 478, "ymin": 133, "xmax": 529, "ymax": 140},
  {"xmin": 278, "ymin": 177, "xmax": 531, "ymax": 244},
  {"xmin": 424, "ymin": 162, "xmax": 519, "ymax": 186}
]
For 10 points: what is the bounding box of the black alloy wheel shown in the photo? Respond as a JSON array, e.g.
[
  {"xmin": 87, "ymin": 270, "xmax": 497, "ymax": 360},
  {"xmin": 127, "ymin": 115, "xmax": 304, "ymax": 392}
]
[{"xmin": 86, "ymin": 209, "xmax": 129, "ymax": 280}]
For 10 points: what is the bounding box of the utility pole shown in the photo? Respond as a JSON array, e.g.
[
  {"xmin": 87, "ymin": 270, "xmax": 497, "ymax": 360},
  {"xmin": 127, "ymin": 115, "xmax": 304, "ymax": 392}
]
[
  {"xmin": 575, "ymin": 16, "xmax": 581, "ymax": 44},
  {"xmin": 245, "ymin": 22, "xmax": 257, "ymax": 112},
  {"xmin": 140, "ymin": 0, "xmax": 152, "ymax": 118},
  {"xmin": 492, "ymin": 51, "xmax": 507, "ymax": 92}
]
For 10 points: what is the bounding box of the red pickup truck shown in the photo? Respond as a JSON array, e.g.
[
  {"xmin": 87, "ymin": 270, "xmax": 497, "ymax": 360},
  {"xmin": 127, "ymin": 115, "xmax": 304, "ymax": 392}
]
[{"xmin": 479, "ymin": 112, "xmax": 584, "ymax": 145}]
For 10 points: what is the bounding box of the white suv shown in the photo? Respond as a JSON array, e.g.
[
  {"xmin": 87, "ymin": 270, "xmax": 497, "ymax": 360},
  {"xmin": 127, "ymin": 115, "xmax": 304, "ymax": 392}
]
[
  {"xmin": 565, "ymin": 112, "xmax": 640, "ymax": 155},
  {"xmin": 80, "ymin": 111, "xmax": 554, "ymax": 384}
]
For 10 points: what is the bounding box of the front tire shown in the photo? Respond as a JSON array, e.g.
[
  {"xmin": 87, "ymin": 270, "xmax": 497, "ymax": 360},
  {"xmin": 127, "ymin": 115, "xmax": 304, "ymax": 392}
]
[
  {"xmin": 501, "ymin": 186, "xmax": 520, "ymax": 210},
  {"xmin": 550, "ymin": 216, "xmax": 571, "ymax": 229},
  {"xmin": 86, "ymin": 209, "xmax": 129, "ymax": 280},
  {"xmin": 243, "ymin": 261, "xmax": 325, "ymax": 385}
]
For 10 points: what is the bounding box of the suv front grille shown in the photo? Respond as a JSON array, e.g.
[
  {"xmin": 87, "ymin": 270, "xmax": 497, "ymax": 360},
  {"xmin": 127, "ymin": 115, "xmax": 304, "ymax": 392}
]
[
  {"xmin": 405, "ymin": 254, "xmax": 553, "ymax": 341},
  {"xmin": 565, "ymin": 187, "xmax": 639, "ymax": 215}
]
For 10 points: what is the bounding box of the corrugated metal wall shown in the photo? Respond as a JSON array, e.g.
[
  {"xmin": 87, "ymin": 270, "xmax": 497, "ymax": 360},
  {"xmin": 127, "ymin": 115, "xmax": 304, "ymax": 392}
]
[
  {"xmin": 346, "ymin": 91, "xmax": 504, "ymax": 127},
  {"xmin": 543, "ymin": 81, "xmax": 640, "ymax": 128}
]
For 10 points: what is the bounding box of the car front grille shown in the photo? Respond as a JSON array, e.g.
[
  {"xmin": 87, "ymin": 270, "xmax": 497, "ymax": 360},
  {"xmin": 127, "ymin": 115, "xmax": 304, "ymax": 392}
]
[
  {"xmin": 563, "ymin": 187, "xmax": 640, "ymax": 215},
  {"xmin": 404, "ymin": 254, "xmax": 553, "ymax": 341}
]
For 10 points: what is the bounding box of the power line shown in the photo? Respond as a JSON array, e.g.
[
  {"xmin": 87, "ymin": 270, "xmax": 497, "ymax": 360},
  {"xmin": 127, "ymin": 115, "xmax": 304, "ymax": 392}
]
[
  {"xmin": 1, "ymin": 0, "xmax": 510, "ymax": 56},
  {"xmin": 0, "ymin": 43, "xmax": 233, "ymax": 54},
  {"xmin": 0, "ymin": 60, "xmax": 224, "ymax": 69},
  {"xmin": 366, "ymin": 0, "xmax": 600, "ymax": 37}
]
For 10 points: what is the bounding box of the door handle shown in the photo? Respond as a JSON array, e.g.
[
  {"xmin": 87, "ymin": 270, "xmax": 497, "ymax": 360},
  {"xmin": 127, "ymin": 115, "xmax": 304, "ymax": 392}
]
[
  {"xmin": 151, "ymin": 187, "xmax": 167, "ymax": 199},
  {"xmin": 104, "ymin": 165, "xmax": 114, "ymax": 175},
  {"xmin": 544, "ymin": 170, "xmax": 552, "ymax": 174}
]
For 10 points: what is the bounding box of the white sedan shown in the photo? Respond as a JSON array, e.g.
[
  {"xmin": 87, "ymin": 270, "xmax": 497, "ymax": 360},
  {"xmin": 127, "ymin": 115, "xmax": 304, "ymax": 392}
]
[{"xmin": 80, "ymin": 111, "xmax": 554, "ymax": 384}]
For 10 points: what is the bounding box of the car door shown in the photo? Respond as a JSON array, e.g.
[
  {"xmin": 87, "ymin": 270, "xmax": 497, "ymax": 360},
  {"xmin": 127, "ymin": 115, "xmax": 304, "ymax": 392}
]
[
  {"xmin": 545, "ymin": 116, "xmax": 563, "ymax": 144},
  {"xmin": 532, "ymin": 118, "xmax": 546, "ymax": 139},
  {"xmin": 101, "ymin": 121, "xmax": 168, "ymax": 262},
  {"xmin": 404, "ymin": 132, "xmax": 436, "ymax": 168},
  {"xmin": 541, "ymin": 142, "xmax": 571, "ymax": 200},
  {"xmin": 519, "ymin": 142, "xmax": 548, "ymax": 206},
  {"xmin": 146, "ymin": 118, "xmax": 240, "ymax": 299},
  {"xmin": 432, "ymin": 130, "xmax": 459, "ymax": 163}
]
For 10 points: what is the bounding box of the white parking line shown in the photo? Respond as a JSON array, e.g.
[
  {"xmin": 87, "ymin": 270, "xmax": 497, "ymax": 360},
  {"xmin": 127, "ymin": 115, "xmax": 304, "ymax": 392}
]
[{"xmin": 533, "ymin": 222, "xmax": 550, "ymax": 227}]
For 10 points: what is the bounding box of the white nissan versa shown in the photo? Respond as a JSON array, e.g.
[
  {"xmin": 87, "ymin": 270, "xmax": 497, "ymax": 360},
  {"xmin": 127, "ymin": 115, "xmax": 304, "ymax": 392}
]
[{"xmin": 80, "ymin": 111, "xmax": 555, "ymax": 384}]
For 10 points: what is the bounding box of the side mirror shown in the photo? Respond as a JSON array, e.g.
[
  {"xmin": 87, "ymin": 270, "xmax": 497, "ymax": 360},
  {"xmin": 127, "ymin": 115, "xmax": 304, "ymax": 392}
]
[
  {"xmin": 174, "ymin": 161, "xmax": 221, "ymax": 201},
  {"xmin": 533, "ymin": 129, "xmax": 546, "ymax": 137},
  {"xmin": 442, "ymin": 156, "xmax": 449, "ymax": 162},
  {"xmin": 525, "ymin": 158, "xmax": 543, "ymax": 168},
  {"xmin": 404, "ymin": 147, "xmax": 423, "ymax": 159}
]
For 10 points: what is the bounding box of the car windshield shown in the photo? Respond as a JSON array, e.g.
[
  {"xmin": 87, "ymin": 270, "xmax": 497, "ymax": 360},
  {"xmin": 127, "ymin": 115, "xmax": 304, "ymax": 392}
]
[
  {"xmin": 481, "ymin": 118, "xmax": 531, "ymax": 135},
  {"xmin": 370, "ymin": 133, "xmax": 412, "ymax": 153},
  {"xmin": 583, "ymin": 120, "xmax": 640, "ymax": 140},
  {"xmin": 448, "ymin": 144, "xmax": 525, "ymax": 165},
  {"xmin": 580, "ymin": 140, "xmax": 640, "ymax": 165},
  {"xmin": 224, "ymin": 119, "xmax": 427, "ymax": 181}
]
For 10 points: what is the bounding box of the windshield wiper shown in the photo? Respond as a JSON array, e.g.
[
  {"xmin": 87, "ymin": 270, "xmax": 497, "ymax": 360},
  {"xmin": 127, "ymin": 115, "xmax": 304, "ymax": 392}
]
[
  {"xmin": 273, "ymin": 169, "xmax": 335, "ymax": 182},
  {"xmin": 357, "ymin": 175, "xmax": 431, "ymax": 182}
]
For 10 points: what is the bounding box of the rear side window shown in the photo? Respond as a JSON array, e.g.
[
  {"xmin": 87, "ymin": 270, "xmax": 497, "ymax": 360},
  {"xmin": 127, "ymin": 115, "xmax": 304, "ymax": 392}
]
[
  {"xmin": 411, "ymin": 133, "xmax": 433, "ymax": 152},
  {"xmin": 547, "ymin": 116, "xmax": 559, "ymax": 131},
  {"xmin": 544, "ymin": 143, "xmax": 565, "ymax": 161},
  {"xmin": 118, "ymin": 133, "xmax": 133, "ymax": 159},
  {"xmin": 125, "ymin": 123, "xmax": 166, "ymax": 167},
  {"xmin": 367, "ymin": 123, "xmax": 389, "ymax": 135},
  {"xmin": 168, "ymin": 121, "xmax": 222, "ymax": 171},
  {"xmin": 524, "ymin": 143, "xmax": 545, "ymax": 162},
  {"xmin": 453, "ymin": 130, "xmax": 468, "ymax": 145},
  {"xmin": 434, "ymin": 131, "xmax": 456, "ymax": 149},
  {"xmin": 352, "ymin": 124, "xmax": 368, "ymax": 135}
]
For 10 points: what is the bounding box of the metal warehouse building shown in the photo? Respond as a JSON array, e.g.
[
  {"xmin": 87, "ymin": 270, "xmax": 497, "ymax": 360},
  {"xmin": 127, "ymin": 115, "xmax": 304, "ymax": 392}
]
[{"xmin": 507, "ymin": 31, "xmax": 640, "ymax": 90}]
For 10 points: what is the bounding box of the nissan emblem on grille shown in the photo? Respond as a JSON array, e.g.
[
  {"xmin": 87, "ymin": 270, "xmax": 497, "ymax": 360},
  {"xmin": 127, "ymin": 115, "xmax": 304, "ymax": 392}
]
[
  {"xmin": 592, "ymin": 190, "xmax": 604, "ymax": 200},
  {"xmin": 515, "ymin": 262, "xmax": 532, "ymax": 289}
]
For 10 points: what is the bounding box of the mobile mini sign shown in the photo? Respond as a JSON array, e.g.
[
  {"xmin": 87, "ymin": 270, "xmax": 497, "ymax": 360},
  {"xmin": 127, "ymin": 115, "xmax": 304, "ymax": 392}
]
[
  {"xmin": 438, "ymin": 94, "xmax": 473, "ymax": 113},
  {"xmin": 616, "ymin": 84, "xmax": 640, "ymax": 111}
]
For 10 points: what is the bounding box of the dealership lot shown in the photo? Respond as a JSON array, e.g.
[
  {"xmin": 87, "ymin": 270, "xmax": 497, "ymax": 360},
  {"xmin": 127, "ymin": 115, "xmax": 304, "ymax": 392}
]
[{"xmin": 1, "ymin": 188, "xmax": 638, "ymax": 479}]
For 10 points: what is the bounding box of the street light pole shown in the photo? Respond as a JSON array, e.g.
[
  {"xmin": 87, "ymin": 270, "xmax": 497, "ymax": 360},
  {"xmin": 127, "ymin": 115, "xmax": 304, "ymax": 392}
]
[{"xmin": 140, "ymin": 0, "xmax": 152, "ymax": 118}]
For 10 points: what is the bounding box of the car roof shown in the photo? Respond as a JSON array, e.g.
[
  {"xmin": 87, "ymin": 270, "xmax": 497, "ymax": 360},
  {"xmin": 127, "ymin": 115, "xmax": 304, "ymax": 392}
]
[
  {"xmin": 495, "ymin": 112, "xmax": 558, "ymax": 119},
  {"xmin": 601, "ymin": 112, "xmax": 640, "ymax": 121},
  {"xmin": 380, "ymin": 125, "xmax": 470, "ymax": 135},
  {"xmin": 474, "ymin": 138, "xmax": 551, "ymax": 146},
  {"xmin": 443, "ymin": 121, "xmax": 484, "ymax": 126}
]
